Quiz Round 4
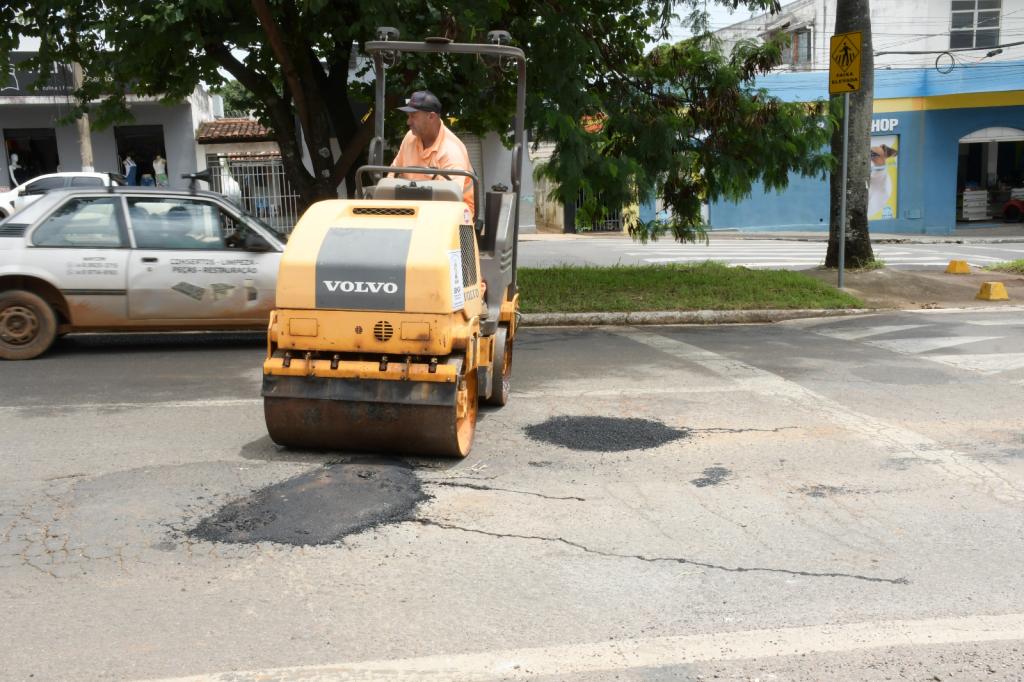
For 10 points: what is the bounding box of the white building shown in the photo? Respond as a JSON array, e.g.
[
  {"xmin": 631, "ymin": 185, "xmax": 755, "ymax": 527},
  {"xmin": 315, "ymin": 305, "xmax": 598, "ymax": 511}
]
[
  {"xmin": 715, "ymin": 0, "xmax": 1019, "ymax": 72},
  {"xmin": 1, "ymin": 42, "xmax": 217, "ymax": 192}
]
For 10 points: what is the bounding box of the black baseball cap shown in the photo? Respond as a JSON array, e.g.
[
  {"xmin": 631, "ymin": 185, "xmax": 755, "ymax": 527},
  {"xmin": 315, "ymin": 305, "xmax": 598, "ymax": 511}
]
[{"xmin": 397, "ymin": 90, "xmax": 442, "ymax": 113}]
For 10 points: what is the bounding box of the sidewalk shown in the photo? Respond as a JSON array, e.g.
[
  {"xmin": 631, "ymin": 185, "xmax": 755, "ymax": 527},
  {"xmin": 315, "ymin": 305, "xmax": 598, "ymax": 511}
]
[{"xmin": 803, "ymin": 267, "xmax": 1024, "ymax": 311}]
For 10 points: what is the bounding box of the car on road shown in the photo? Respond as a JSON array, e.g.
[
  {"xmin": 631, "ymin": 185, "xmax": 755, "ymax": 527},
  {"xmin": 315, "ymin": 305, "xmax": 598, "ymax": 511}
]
[
  {"xmin": 0, "ymin": 186, "xmax": 286, "ymax": 360},
  {"xmin": 0, "ymin": 172, "xmax": 125, "ymax": 219}
]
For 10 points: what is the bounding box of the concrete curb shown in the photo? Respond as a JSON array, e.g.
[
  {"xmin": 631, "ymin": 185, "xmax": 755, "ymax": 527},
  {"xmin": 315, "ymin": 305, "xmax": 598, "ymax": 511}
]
[{"xmin": 521, "ymin": 308, "xmax": 876, "ymax": 327}]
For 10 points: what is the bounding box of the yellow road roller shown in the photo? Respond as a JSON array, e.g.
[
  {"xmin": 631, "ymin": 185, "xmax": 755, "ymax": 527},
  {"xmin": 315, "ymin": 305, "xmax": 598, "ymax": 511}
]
[{"xmin": 262, "ymin": 29, "xmax": 526, "ymax": 456}]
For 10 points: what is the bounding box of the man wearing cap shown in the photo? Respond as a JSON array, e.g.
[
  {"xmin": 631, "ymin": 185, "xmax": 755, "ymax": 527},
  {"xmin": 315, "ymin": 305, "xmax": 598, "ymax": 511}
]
[{"xmin": 391, "ymin": 90, "xmax": 475, "ymax": 215}]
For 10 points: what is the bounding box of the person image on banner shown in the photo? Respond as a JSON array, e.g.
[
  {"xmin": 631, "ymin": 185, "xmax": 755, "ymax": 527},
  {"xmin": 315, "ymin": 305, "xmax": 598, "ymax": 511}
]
[{"xmin": 868, "ymin": 135, "xmax": 898, "ymax": 221}]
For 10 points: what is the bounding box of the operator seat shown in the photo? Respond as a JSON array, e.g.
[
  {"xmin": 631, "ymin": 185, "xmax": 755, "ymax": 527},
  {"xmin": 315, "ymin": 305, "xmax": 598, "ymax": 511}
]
[{"xmin": 370, "ymin": 177, "xmax": 464, "ymax": 203}]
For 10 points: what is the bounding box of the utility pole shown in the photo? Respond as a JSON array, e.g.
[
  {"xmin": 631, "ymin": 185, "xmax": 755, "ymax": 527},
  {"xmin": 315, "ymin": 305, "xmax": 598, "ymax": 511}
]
[{"xmin": 71, "ymin": 62, "xmax": 94, "ymax": 172}]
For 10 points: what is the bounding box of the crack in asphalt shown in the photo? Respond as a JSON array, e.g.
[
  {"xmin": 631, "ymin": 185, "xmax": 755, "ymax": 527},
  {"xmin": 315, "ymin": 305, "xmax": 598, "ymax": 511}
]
[
  {"xmin": 424, "ymin": 481, "xmax": 586, "ymax": 502},
  {"xmin": 691, "ymin": 427, "xmax": 801, "ymax": 434},
  {"xmin": 413, "ymin": 519, "xmax": 910, "ymax": 586}
]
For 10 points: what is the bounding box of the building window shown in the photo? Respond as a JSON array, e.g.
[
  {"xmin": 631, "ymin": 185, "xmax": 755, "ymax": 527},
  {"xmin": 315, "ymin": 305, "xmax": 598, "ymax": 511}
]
[
  {"xmin": 766, "ymin": 27, "xmax": 813, "ymax": 68},
  {"xmin": 950, "ymin": 0, "xmax": 1000, "ymax": 49},
  {"xmin": 790, "ymin": 28, "xmax": 813, "ymax": 66}
]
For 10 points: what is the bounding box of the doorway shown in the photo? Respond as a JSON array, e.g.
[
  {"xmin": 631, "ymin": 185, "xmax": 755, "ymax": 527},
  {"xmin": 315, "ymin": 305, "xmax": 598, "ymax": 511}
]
[
  {"xmin": 4, "ymin": 128, "xmax": 60, "ymax": 185},
  {"xmin": 114, "ymin": 125, "xmax": 167, "ymax": 186},
  {"xmin": 956, "ymin": 127, "xmax": 1024, "ymax": 222}
]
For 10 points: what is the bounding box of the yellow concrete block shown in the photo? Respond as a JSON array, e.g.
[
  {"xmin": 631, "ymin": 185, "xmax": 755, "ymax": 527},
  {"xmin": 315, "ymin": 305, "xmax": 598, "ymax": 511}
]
[
  {"xmin": 976, "ymin": 281, "xmax": 1009, "ymax": 301},
  {"xmin": 946, "ymin": 259, "xmax": 971, "ymax": 274}
]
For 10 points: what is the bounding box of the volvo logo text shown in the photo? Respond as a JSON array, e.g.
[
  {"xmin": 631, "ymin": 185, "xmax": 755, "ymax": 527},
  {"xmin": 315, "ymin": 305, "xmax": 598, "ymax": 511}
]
[{"xmin": 322, "ymin": 280, "xmax": 399, "ymax": 294}]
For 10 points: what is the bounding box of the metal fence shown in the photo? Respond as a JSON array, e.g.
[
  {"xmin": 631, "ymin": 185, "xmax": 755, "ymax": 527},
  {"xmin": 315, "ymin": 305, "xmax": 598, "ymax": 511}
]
[
  {"xmin": 574, "ymin": 190, "xmax": 623, "ymax": 232},
  {"xmin": 206, "ymin": 153, "xmax": 300, "ymax": 234}
]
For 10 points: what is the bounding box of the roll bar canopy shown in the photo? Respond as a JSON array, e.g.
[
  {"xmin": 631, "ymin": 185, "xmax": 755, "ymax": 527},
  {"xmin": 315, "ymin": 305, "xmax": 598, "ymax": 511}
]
[{"xmin": 364, "ymin": 30, "xmax": 527, "ymax": 198}]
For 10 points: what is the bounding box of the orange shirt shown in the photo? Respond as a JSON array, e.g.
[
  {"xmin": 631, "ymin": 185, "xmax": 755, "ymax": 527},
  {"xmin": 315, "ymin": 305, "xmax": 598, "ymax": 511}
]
[{"xmin": 391, "ymin": 122, "xmax": 475, "ymax": 215}]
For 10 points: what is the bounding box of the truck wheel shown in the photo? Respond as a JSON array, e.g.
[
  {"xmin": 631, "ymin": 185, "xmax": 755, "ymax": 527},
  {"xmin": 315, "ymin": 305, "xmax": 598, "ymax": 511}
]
[
  {"xmin": 0, "ymin": 290, "xmax": 58, "ymax": 360},
  {"xmin": 484, "ymin": 324, "xmax": 513, "ymax": 406},
  {"xmin": 1004, "ymin": 205, "xmax": 1022, "ymax": 223}
]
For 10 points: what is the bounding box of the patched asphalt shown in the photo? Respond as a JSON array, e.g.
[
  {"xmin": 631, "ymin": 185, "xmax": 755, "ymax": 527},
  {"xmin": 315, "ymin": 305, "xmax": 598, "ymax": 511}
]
[
  {"xmin": 524, "ymin": 415, "xmax": 689, "ymax": 452},
  {"xmin": 189, "ymin": 458, "xmax": 428, "ymax": 546}
]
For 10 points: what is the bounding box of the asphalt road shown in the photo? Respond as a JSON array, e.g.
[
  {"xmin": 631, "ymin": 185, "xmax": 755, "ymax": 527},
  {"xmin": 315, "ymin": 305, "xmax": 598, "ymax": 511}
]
[
  {"xmin": 518, "ymin": 234, "xmax": 1024, "ymax": 269},
  {"xmin": 2, "ymin": 310, "xmax": 1023, "ymax": 680}
]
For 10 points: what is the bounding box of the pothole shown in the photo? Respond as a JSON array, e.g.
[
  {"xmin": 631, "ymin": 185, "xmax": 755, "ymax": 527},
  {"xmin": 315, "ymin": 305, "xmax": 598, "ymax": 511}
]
[
  {"xmin": 524, "ymin": 416, "xmax": 689, "ymax": 452},
  {"xmin": 188, "ymin": 458, "xmax": 428, "ymax": 546}
]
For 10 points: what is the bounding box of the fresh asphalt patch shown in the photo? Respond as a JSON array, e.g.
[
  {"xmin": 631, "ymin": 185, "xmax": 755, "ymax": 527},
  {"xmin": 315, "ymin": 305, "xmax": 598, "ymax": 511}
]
[
  {"xmin": 189, "ymin": 458, "xmax": 429, "ymax": 546},
  {"xmin": 524, "ymin": 415, "xmax": 690, "ymax": 452}
]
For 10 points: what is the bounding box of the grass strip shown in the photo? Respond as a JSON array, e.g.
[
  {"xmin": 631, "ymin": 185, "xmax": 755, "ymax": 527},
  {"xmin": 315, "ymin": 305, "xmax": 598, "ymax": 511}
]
[
  {"xmin": 518, "ymin": 262, "xmax": 863, "ymax": 313},
  {"xmin": 983, "ymin": 259, "xmax": 1024, "ymax": 274}
]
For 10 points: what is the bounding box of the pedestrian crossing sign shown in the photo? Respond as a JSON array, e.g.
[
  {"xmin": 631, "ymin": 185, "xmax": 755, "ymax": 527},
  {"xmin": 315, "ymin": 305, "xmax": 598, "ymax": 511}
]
[{"xmin": 829, "ymin": 31, "xmax": 862, "ymax": 95}]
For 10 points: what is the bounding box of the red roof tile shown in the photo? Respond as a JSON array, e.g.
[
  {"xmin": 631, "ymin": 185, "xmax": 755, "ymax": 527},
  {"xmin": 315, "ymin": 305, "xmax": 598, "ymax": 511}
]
[{"xmin": 196, "ymin": 118, "xmax": 274, "ymax": 143}]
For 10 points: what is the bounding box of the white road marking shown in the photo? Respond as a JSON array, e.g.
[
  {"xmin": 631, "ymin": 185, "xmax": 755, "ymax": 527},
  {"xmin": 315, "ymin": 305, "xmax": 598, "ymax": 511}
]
[
  {"xmin": 815, "ymin": 324, "xmax": 925, "ymax": 340},
  {"xmin": 614, "ymin": 329, "xmax": 1024, "ymax": 501},
  {"xmin": 515, "ymin": 386, "xmax": 727, "ymax": 398},
  {"xmin": 644, "ymin": 260, "xmax": 825, "ymax": 267},
  {"xmin": 528, "ymin": 238, "xmax": 1024, "ymax": 269},
  {"xmin": 925, "ymin": 352, "xmax": 1024, "ymax": 374},
  {"xmin": 144, "ymin": 613, "xmax": 1024, "ymax": 682},
  {"xmin": 868, "ymin": 336, "xmax": 1000, "ymax": 354},
  {"xmin": 965, "ymin": 319, "xmax": 1024, "ymax": 326},
  {"xmin": 906, "ymin": 306, "xmax": 1024, "ymax": 315},
  {"xmin": 0, "ymin": 398, "xmax": 262, "ymax": 413}
]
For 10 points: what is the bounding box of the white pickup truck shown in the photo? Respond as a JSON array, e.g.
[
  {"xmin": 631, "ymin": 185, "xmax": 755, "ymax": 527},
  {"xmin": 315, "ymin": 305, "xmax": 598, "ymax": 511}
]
[
  {"xmin": 0, "ymin": 186, "xmax": 286, "ymax": 360},
  {"xmin": 0, "ymin": 172, "xmax": 124, "ymax": 220}
]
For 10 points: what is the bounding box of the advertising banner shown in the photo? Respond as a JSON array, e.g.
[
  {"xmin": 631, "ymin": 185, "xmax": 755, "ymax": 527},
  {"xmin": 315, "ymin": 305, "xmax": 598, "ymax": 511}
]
[
  {"xmin": 2, "ymin": 52, "xmax": 72, "ymax": 97},
  {"xmin": 868, "ymin": 134, "xmax": 899, "ymax": 221}
]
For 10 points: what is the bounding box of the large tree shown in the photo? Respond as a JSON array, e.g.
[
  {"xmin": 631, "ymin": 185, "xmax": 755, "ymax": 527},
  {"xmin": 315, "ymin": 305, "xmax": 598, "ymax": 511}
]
[
  {"xmin": 825, "ymin": 0, "xmax": 875, "ymax": 268},
  {"xmin": 1, "ymin": 1, "xmax": 832, "ymax": 237}
]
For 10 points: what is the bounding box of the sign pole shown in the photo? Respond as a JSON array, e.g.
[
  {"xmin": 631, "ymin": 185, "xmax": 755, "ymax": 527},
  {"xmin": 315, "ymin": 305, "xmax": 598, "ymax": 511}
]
[
  {"xmin": 838, "ymin": 91, "xmax": 849, "ymax": 289},
  {"xmin": 829, "ymin": 31, "xmax": 861, "ymax": 289}
]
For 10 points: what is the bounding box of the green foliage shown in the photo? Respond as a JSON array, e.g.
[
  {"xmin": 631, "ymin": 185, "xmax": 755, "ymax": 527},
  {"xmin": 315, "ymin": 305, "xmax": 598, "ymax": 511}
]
[
  {"xmin": 1, "ymin": 0, "xmax": 831, "ymax": 226},
  {"xmin": 984, "ymin": 259, "xmax": 1024, "ymax": 274},
  {"xmin": 212, "ymin": 80, "xmax": 260, "ymax": 118},
  {"xmin": 856, "ymin": 258, "xmax": 886, "ymax": 271},
  {"xmin": 537, "ymin": 26, "xmax": 833, "ymax": 244},
  {"xmin": 518, "ymin": 263, "xmax": 863, "ymax": 313}
]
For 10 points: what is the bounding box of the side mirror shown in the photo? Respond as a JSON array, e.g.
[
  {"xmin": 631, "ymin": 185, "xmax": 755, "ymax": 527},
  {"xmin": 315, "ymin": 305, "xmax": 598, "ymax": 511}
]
[{"xmin": 18, "ymin": 190, "xmax": 27, "ymax": 197}]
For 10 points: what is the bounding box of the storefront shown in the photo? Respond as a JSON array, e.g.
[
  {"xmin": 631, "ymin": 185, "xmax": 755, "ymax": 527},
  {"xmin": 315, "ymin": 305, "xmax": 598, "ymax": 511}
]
[
  {"xmin": 1, "ymin": 51, "xmax": 217, "ymax": 192},
  {"xmin": 708, "ymin": 61, "xmax": 1024, "ymax": 235}
]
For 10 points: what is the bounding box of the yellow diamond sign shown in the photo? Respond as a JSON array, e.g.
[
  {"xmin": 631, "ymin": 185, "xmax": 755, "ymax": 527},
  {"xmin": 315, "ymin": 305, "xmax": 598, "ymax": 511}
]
[{"xmin": 829, "ymin": 31, "xmax": 862, "ymax": 95}]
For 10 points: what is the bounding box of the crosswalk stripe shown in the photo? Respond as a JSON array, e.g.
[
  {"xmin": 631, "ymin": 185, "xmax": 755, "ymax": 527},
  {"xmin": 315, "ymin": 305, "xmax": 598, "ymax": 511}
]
[
  {"xmin": 868, "ymin": 336, "xmax": 1001, "ymax": 354},
  {"xmin": 643, "ymin": 259, "xmax": 823, "ymax": 265},
  {"xmin": 816, "ymin": 324, "xmax": 925, "ymax": 340},
  {"xmin": 925, "ymin": 353, "xmax": 1024, "ymax": 374},
  {"xmin": 964, "ymin": 319, "xmax": 1024, "ymax": 326}
]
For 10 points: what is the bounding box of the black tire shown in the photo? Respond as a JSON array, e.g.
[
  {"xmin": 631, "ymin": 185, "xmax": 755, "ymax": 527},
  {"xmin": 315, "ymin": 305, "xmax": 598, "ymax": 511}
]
[
  {"xmin": 0, "ymin": 290, "xmax": 58, "ymax": 360},
  {"xmin": 484, "ymin": 324, "xmax": 513, "ymax": 406},
  {"xmin": 1003, "ymin": 205, "xmax": 1022, "ymax": 223}
]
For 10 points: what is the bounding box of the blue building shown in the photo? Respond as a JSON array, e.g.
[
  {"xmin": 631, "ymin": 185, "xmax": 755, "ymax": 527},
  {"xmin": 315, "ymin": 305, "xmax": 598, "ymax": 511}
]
[{"xmin": 710, "ymin": 61, "xmax": 1024, "ymax": 235}]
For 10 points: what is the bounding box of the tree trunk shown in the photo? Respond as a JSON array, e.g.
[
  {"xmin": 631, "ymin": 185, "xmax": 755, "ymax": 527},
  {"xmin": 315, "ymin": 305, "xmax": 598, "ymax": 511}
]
[{"xmin": 826, "ymin": 0, "xmax": 875, "ymax": 269}]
